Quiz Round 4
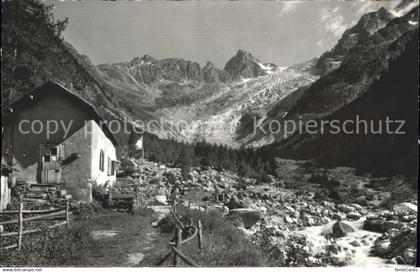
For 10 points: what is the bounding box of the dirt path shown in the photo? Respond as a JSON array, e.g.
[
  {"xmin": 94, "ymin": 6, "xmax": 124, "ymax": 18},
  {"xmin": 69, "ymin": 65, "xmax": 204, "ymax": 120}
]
[{"xmin": 80, "ymin": 210, "xmax": 171, "ymax": 267}]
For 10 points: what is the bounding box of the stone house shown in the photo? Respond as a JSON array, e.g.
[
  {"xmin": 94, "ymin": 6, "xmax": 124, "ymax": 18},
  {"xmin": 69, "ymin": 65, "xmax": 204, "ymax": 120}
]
[{"xmin": 1, "ymin": 80, "xmax": 119, "ymax": 202}]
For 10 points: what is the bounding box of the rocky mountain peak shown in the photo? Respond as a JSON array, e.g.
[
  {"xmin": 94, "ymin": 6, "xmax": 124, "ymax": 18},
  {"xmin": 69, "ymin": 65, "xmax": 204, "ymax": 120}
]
[
  {"xmin": 233, "ymin": 49, "xmax": 260, "ymax": 63},
  {"xmin": 224, "ymin": 49, "xmax": 267, "ymax": 79},
  {"xmin": 140, "ymin": 54, "xmax": 155, "ymax": 63},
  {"xmin": 314, "ymin": 6, "xmax": 395, "ymax": 76},
  {"xmin": 236, "ymin": 48, "xmax": 254, "ymax": 58},
  {"xmin": 355, "ymin": 7, "xmax": 394, "ymax": 35}
]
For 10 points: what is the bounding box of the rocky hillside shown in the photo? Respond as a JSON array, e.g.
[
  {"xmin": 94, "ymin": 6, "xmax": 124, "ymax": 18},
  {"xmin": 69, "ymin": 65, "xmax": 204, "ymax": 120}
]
[
  {"xmin": 1, "ymin": 0, "xmax": 154, "ymax": 145},
  {"xmin": 246, "ymin": 5, "xmax": 418, "ymax": 148},
  {"xmin": 274, "ymin": 30, "xmax": 418, "ymax": 176},
  {"xmin": 291, "ymin": 6, "xmax": 418, "ymax": 116},
  {"xmin": 314, "ymin": 7, "xmax": 395, "ymax": 76}
]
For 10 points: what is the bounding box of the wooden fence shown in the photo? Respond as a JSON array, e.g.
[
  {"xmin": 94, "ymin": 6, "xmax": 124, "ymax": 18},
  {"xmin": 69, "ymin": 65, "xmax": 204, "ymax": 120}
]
[
  {"xmin": 156, "ymin": 202, "xmax": 204, "ymax": 267},
  {"xmin": 0, "ymin": 198, "xmax": 71, "ymax": 252},
  {"xmin": 1, "ymin": 176, "xmax": 11, "ymax": 212}
]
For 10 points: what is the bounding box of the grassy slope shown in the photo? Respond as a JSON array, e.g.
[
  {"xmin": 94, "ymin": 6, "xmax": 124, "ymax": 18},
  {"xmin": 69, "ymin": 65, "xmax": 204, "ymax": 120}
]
[{"xmin": 80, "ymin": 212, "xmax": 172, "ymax": 266}]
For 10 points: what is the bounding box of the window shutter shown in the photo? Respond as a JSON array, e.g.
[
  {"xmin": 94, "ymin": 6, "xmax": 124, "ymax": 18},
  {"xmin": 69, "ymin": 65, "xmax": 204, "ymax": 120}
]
[
  {"xmin": 111, "ymin": 160, "xmax": 117, "ymax": 176},
  {"xmin": 107, "ymin": 157, "xmax": 111, "ymax": 176}
]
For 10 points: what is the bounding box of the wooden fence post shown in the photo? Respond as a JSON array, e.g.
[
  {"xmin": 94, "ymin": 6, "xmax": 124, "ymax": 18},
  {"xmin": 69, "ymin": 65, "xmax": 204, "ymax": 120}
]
[
  {"xmin": 171, "ymin": 247, "xmax": 198, "ymax": 267},
  {"xmin": 197, "ymin": 220, "xmax": 203, "ymax": 251},
  {"xmin": 173, "ymin": 228, "xmax": 182, "ymax": 266},
  {"xmin": 187, "ymin": 201, "xmax": 190, "ymax": 216},
  {"xmin": 66, "ymin": 199, "xmax": 70, "ymax": 228},
  {"xmin": 204, "ymin": 202, "xmax": 207, "ymax": 212},
  {"xmin": 18, "ymin": 199, "xmax": 23, "ymax": 252}
]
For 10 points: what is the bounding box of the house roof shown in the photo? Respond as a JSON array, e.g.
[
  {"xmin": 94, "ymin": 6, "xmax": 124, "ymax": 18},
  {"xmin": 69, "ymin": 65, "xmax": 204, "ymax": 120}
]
[{"xmin": 2, "ymin": 80, "xmax": 120, "ymax": 147}]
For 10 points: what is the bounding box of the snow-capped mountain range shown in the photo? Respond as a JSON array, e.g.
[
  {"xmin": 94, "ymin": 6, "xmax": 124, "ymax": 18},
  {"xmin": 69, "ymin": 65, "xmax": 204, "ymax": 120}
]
[
  {"xmin": 93, "ymin": 1, "xmax": 418, "ymax": 148},
  {"xmin": 96, "ymin": 48, "xmax": 312, "ymax": 146}
]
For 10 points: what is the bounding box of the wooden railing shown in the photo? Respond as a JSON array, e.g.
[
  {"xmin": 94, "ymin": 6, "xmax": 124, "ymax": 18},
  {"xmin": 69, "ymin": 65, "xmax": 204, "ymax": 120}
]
[
  {"xmin": 156, "ymin": 202, "xmax": 204, "ymax": 267},
  {"xmin": 0, "ymin": 198, "xmax": 71, "ymax": 252}
]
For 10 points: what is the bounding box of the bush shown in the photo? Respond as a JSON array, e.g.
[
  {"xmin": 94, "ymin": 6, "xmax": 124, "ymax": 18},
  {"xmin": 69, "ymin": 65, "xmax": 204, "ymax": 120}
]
[
  {"xmin": 158, "ymin": 214, "xmax": 175, "ymax": 233},
  {"xmin": 92, "ymin": 184, "xmax": 108, "ymax": 203},
  {"xmin": 72, "ymin": 202, "xmax": 104, "ymax": 220}
]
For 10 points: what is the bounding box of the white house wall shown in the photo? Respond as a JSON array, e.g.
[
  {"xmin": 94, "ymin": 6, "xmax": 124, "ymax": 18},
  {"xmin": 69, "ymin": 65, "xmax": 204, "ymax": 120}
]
[{"xmin": 89, "ymin": 120, "xmax": 117, "ymax": 186}]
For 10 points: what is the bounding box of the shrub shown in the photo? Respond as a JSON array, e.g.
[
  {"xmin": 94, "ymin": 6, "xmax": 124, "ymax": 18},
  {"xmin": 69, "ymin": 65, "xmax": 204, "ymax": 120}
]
[
  {"xmin": 92, "ymin": 184, "xmax": 108, "ymax": 203},
  {"xmin": 158, "ymin": 214, "xmax": 175, "ymax": 233},
  {"xmin": 72, "ymin": 202, "xmax": 104, "ymax": 220}
]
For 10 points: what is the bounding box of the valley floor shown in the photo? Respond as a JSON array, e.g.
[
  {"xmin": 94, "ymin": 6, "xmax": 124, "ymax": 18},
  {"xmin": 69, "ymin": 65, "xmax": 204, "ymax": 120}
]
[{"xmin": 1, "ymin": 158, "xmax": 417, "ymax": 267}]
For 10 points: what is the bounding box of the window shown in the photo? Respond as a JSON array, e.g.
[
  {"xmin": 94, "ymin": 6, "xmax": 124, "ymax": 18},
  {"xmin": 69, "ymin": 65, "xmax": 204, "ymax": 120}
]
[
  {"xmin": 44, "ymin": 155, "xmax": 51, "ymax": 162},
  {"xmin": 50, "ymin": 147, "xmax": 57, "ymax": 155},
  {"xmin": 99, "ymin": 150, "xmax": 104, "ymax": 171},
  {"xmin": 41, "ymin": 145, "xmax": 62, "ymax": 163}
]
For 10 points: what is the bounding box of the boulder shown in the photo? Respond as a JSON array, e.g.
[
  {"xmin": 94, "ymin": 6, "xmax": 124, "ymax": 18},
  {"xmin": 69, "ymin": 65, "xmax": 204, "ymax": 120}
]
[
  {"xmin": 228, "ymin": 208, "xmax": 262, "ymax": 229},
  {"xmin": 393, "ymin": 203, "xmax": 417, "ymax": 214},
  {"xmin": 349, "ymin": 203, "xmax": 363, "ymax": 211},
  {"xmin": 329, "ymin": 188, "xmax": 351, "ymax": 202},
  {"xmin": 306, "ymin": 216, "xmax": 315, "ymax": 225},
  {"xmin": 363, "ymin": 219, "xmax": 404, "ymax": 233},
  {"xmin": 323, "ymin": 201, "xmax": 336, "ymax": 209},
  {"xmin": 337, "ymin": 204, "xmax": 355, "ymax": 213},
  {"xmin": 285, "ymin": 206, "xmax": 296, "ymax": 213},
  {"xmin": 402, "ymin": 248, "xmax": 416, "ymax": 264},
  {"xmin": 321, "ymin": 221, "xmax": 355, "ymax": 237},
  {"xmin": 333, "ymin": 212, "xmax": 347, "ymax": 221},
  {"xmin": 156, "ymin": 187, "xmax": 167, "ymax": 195},
  {"xmin": 227, "ymin": 196, "xmax": 249, "ymax": 210},
  {"xmin": 346, "ymin": 212, "xmax": 361, "ymax": 220},
  {"xmin": 395, "ymin": 256, "xmax": 407, "ymax": 265},
  {"xmin": 375, "ymin": 239, "xmax": 391, "ymax": 255},
  {"xmin": 284, "ymin": 215, "xmax": 294, "ymax": 224},
  {"xmin": 154, "ymin": 195, "xmax": 168, "ymax": 205}
]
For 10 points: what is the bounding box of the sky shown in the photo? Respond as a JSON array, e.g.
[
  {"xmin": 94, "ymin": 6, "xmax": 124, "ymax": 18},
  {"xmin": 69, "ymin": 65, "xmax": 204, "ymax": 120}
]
[{"xmin": 49, "ymin": 1, "xmax": 399, "ymax": 68}]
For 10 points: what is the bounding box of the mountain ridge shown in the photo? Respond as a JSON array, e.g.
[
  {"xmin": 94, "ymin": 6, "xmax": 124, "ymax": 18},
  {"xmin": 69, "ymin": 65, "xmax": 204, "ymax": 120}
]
[{"xmin": 97, "ymin": 48, "xmax": 283, "ymax": 86}]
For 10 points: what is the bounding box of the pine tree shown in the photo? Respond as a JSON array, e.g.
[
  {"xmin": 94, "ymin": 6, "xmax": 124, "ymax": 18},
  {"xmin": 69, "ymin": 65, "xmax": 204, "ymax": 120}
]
[{"xmin": 176, "ymin": 147, "xmax": 193, "ymax": 179}]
